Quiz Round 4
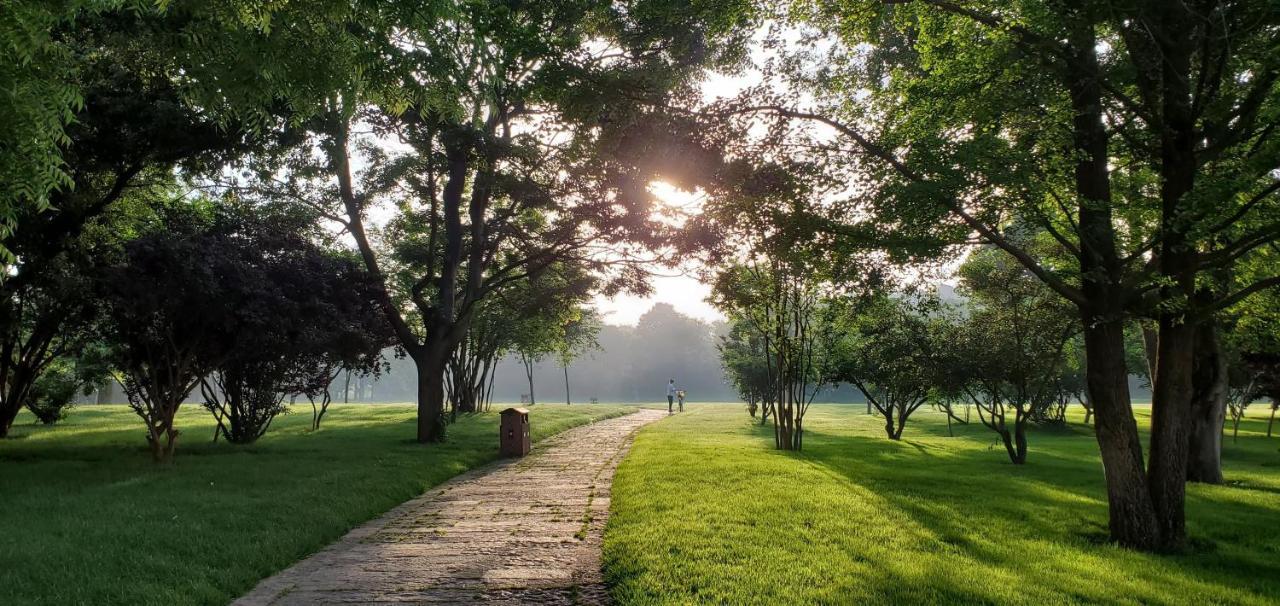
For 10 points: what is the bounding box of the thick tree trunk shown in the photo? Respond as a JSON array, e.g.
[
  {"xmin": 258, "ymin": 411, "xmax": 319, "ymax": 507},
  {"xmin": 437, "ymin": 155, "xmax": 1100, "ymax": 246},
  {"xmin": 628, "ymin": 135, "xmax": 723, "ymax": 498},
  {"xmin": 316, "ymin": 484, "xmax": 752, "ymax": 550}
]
[
  {"xmin": 414, "ymin": 350, "xmax": 447, "ymax": 443},
  {"xmin": 0, "ymin": 371, "xmax": 38, "ymax": 438},
  {"xmin": 1066, "ymin": 21, "xmax": 1163, "ymax": 551},
  {"xmin": 1082, "ymin": 318, "xmax": 1161, "ymax": 550},
  {"xmin": 1144, "ymin": 4, "xmax": 1199, "ymax": 550},
  {"xmin": 0, "ymin": 402, "xmax": 21, "ymax": 438},
  {"xmin": 1268, "ymin": 403, "xmax": 1277, "ymax": 437},
  {"xmin": 1187, "ymin": 321, "xmax": 1226, "ymax": 483},
  {"xmin": 1146, "ymin": 327, "xmax": 1197, "ymax": 547}
]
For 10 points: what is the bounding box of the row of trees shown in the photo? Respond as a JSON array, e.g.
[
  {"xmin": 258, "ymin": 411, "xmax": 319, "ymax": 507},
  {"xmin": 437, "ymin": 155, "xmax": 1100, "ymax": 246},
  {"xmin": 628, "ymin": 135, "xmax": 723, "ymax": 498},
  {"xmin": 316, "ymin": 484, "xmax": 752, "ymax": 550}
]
[{"xmin": 718, "ymin": 240, "xmax": 1280, "ymax": 467}]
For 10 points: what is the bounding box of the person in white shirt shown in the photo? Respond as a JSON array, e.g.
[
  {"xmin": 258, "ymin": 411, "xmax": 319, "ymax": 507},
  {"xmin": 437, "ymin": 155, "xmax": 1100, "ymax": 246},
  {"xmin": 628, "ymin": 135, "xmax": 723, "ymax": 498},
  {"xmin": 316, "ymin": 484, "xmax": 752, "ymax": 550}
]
[{"xmin": 667, "ymin": 379, "xmax": 676, "ymax": 413}]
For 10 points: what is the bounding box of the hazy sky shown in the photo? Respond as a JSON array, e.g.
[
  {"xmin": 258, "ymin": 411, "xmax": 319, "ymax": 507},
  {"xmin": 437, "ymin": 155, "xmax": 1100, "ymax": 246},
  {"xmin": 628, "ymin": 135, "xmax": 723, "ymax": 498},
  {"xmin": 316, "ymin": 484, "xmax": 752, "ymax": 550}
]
[
  {"xmin": 593, "ymin": 274, "xmax": 722, "ymax": 326},
  {"xmin": 593, "ymin": 180, "xmax": 725, "ymax": 326},
  {"xmin": 590, "ymin": 68, "xmax": 755, "ymax": 326}
]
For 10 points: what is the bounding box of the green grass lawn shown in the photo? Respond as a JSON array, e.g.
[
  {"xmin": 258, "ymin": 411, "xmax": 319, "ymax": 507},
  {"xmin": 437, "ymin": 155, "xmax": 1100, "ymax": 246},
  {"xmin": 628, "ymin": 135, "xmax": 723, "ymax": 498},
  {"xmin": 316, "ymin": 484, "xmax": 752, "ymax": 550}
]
[
  {"xmin": 0, "ymin": 402, "xmax": 633, "ymax": 606},
  {"xmin": 605, "ymin": 403, "xmax": 1280, "ymax": 605}
]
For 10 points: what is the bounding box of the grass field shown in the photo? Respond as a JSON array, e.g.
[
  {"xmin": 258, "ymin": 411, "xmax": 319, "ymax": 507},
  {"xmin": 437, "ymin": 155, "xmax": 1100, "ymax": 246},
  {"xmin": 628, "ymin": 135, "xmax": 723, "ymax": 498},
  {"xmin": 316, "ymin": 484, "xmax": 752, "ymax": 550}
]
[
  {"xmin": 604, "ymin": 403, "xmax": 1280, "ymax": 605},
  {"xmin": 0, "ymin": 402, "xmax": 633, "ymax": 606}
]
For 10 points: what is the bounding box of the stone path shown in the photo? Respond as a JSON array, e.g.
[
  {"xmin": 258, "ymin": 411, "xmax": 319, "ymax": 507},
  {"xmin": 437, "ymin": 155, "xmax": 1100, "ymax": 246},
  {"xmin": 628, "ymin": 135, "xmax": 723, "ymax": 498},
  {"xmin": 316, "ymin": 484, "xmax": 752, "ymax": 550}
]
[{"xmin": 234, "ymin": 408, "xmax": 666, "ymax": 606}]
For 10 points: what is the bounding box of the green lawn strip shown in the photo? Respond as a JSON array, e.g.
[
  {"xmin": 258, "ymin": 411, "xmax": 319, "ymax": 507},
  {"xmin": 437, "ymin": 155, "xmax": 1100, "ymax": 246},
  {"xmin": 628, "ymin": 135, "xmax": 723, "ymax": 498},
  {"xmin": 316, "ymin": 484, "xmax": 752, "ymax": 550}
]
[
  {"xmin": 0, "ymin": 403, "xmax": 635, "ymax": 606},
  {"xmin": 604, "ymin": 403, "xmax": 1280, "ymax": 605}
]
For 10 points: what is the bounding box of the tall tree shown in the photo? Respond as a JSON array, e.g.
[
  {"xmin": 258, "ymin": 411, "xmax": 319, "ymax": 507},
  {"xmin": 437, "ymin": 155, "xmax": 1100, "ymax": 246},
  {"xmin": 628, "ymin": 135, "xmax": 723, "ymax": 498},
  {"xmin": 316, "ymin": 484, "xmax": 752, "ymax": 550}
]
[{"xmin": 269, "ymin": 0, "xmax": 753, "ymax": 441}]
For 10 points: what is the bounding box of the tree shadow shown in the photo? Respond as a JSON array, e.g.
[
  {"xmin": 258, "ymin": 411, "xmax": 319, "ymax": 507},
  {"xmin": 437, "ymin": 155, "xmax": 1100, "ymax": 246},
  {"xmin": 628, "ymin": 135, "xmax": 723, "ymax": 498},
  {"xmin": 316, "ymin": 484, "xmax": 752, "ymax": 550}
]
[{"xmin": 797, "ymin": 428, "xmax": 1280, "ymax": 603}]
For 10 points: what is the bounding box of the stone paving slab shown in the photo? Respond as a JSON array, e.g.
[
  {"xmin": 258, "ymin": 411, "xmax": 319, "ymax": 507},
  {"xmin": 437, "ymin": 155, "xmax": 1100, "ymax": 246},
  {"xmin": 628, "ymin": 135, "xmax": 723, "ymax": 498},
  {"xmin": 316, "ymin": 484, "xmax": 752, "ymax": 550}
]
[{"xmin": 234, "ymin": 408, "xmax": 666, "ymax": 606}]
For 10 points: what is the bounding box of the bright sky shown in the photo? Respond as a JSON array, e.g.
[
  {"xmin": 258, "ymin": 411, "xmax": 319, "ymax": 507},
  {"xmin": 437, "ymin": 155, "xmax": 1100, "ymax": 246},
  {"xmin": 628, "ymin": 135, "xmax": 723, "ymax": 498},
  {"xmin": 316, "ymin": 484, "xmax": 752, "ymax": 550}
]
[
  {"xmin": 590, "ymin": 69, "xmax": 754, "ymax": 326},
  {"xmin": 593, "ymin": 179, "xmax": 725, "ymax": 326}
]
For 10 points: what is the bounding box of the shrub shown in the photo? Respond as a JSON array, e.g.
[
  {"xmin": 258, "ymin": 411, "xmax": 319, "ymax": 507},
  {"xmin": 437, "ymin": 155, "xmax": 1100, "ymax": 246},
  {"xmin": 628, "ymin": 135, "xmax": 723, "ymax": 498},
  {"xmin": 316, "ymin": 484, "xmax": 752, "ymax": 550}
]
[{"xmin": 28, "ymin": 365, "xmax": 80, "ymax": 425}]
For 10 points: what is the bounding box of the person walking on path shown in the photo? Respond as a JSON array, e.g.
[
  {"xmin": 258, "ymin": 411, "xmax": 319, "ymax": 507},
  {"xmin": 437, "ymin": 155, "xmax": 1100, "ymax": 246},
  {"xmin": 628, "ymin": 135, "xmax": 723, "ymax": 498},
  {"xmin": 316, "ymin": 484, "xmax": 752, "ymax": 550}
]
[{"xmin": 667, "ymin": 379, "xmax": 676, "ymax": 413}]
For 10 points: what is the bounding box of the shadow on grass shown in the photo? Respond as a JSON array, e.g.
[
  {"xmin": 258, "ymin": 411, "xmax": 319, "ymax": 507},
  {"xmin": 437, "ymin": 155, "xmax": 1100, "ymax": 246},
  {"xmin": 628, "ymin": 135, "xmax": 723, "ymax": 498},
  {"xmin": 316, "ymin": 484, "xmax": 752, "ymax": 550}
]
[{"xmin": 800, "ymin": 424, "xmax": 1280, "ymax": 603}]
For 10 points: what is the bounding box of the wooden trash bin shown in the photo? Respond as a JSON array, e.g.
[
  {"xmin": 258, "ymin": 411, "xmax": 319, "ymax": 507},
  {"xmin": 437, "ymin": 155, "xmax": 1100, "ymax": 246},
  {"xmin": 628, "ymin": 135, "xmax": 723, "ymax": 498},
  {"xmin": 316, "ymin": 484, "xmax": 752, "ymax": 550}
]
[{"xmin": 500, "ymin": 407, "xmax": 530, "ymax": 457}]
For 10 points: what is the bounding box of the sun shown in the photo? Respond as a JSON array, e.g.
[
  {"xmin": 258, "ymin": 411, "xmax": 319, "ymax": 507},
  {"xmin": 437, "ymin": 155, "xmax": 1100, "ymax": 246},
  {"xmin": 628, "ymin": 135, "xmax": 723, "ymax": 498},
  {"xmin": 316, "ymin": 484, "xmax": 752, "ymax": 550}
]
[{"xmin": 647, "ymin": 180, "xmax": 706, "ymax": 227}]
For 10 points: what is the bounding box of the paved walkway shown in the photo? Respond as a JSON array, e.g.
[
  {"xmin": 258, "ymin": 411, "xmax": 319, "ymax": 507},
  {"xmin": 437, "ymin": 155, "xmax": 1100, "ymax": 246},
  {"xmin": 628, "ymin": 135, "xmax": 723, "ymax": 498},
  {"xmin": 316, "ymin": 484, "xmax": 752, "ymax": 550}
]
[{"xmin": 234, "ymin": 408, "xmax": 666, "ymax": 605}]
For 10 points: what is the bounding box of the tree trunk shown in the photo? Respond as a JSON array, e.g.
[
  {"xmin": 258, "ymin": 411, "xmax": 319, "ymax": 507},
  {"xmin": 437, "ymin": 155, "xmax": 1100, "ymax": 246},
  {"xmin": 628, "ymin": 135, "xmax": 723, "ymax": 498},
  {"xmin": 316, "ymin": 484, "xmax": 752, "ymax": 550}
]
[
  {"xmin": 0, "ymin": 371, "xmax": 38, "ymax": 438},
  {"xmin": 414, "ymin": 350, "xmax": 447, "ymax": 443},
  {"xmin": 1082, "ymin": 317, "xmax": 1161, "ymax": 550},
  {"xmin": 1187, "ymin": 321, "xmax": 1227, "ymax": 483},
  {"xmin": 891, "ymin": 410, "xmax": 906, "ymax": 440},
  {"xmin": 563, "ymin": 365, "xmax": 571, "ymax": 405},
  {"xmin": 1268, "ymin": 402, "xmax": 1276, "ymax": 437},
  {"xmin": 1066, "ymin": 21, "xmax": 1162, "ymax": 551},
  {"xmin": 1147, "ymin": 316, "xmax": 1195, "ymax": 550},
  {"xmin": 0, "ymin": 403, "xmax": 21, "ymax": 438},
  {"xmin": 999, "ymin": 430, "xmax": 1017, "ymax": 464},
  {"xmin": 1141, "ymin": 326, "xmax": 1158, "ymax": 386},
  {"xmin": 522, "ymin": 357, "xmax": 536, "ymax": 405},
  {"xmin": 146, "ymin": 400, "xmax": 181, "ymax": 464},
  {"xmin": 1144, "ymin": 6, "xmax": 1199, "ymax": 550},
  {"xmin": 1013, "ymin": 418, "xmax": 1028, "ymax": 464}
]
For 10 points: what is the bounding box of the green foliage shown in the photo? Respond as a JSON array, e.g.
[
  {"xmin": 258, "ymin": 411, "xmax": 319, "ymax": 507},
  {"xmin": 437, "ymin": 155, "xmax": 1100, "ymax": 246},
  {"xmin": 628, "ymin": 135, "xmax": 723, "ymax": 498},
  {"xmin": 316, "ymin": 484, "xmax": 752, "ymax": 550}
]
[
  {"xmin": 0, "ymin": 0, "xmax": 98, "ymax": 256},
  {"xmin": 0, "ymin": 0, "xmax": 372, "ymax": 259},
  {"xmin": 712, "ymin": 263, "xmax": 829, "ymax": 450},
  {"xmin": 825, "ymin": 293, "xmax": 951, "ymax": 440},
  {"xmin": 958, "ymin": 244, "xmax": 1079, "ymax": 421},
  {"xmin": 717, "ymin": 319, "xmax": 770, "ymax": 416},
  {"xmin": 25, "ymin": 342, "xmax": 111, "ymax": 425},
  {"xmin": 26, "ymin": 362, "xmax": 79, "ymax": 425}
]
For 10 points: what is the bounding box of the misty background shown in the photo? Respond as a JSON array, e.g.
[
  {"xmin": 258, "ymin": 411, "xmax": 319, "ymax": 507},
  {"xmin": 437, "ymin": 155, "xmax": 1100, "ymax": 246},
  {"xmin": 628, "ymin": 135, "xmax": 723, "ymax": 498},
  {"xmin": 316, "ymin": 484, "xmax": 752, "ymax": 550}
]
[
  {"xmin": 343, "ymin": 302, "xmax": 868, "ymax": 404},
  {"xmin": 86, "ymin": 288, "xmax": 1151, "ymax": 405}
]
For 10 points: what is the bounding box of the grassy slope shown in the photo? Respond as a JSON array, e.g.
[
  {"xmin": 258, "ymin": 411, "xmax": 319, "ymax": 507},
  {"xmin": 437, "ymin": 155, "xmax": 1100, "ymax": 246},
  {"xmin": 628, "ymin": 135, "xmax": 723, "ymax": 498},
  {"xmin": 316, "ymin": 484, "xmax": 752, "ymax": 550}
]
[
  {"xmin": 605, "ymin": 404, "xmax": 1280, "ymax": 605},
  {"xmin": 0, "ymin": 402, "xmax": 633, "ymax": 606}
]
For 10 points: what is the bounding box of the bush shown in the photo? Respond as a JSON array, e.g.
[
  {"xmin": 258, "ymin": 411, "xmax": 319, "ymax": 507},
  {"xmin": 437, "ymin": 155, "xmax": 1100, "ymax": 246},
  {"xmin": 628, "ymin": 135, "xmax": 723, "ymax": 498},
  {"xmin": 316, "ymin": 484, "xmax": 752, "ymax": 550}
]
[{"xmin": 28, "ymin": 366, "xmax": 80, "ymax": 425}]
